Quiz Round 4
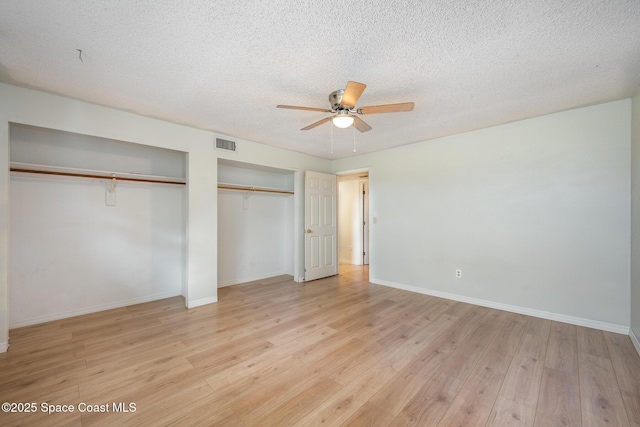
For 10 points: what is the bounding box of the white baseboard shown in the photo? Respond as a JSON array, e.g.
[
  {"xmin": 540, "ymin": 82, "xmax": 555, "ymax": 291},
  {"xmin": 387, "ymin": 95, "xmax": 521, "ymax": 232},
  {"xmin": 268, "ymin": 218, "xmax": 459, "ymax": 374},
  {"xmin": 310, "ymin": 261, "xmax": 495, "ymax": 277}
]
[
  {"xmin": 9, "ymin": 291, "xmax": 183, "ymax": 329},
  {"xmin": 631, "ymin": 328, "xmax": 640, "ymax": 357},
  {"xmin": 371, "ymin": 277, "xmax": 630, "ymax": 335},
  {"xmin": 186, "ymin": 296, "xmax": 218, "ymax": 308},
  {"xmin": 0, "ymin": 342, "xmax": 7, "ymax": 353},
  {"xmin": 218, "ymin": 270, "xmax": 289, "ymax": 288}
]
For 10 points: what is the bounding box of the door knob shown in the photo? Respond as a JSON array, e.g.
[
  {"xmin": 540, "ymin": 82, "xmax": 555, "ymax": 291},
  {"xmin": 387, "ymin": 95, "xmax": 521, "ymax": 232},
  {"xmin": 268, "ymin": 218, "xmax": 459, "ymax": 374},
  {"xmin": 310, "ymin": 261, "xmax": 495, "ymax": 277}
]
[{"xmin": 306, "ymin": 229, "xmax": 313, "ymax": 233}]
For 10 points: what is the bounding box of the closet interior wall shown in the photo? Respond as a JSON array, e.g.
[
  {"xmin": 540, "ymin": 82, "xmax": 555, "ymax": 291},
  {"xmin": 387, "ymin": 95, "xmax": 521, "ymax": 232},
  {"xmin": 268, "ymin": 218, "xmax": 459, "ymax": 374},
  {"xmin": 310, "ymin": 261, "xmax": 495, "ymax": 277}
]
[
  {"xmin": 217, "ymin": 159, "xmax": 294, "ymax": 287},
  {"xmin": 9, "ymin": 124, "xmax": 187, "ymax": 327}
]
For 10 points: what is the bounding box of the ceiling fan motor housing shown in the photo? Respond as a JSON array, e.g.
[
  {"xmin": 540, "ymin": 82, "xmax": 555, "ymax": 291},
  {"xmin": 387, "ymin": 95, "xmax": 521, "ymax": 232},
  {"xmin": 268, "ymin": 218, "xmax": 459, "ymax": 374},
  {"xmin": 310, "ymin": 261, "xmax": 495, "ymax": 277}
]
[{"xmin": 329, "ymin": 89, "xmax": 348, "ymax": 110}]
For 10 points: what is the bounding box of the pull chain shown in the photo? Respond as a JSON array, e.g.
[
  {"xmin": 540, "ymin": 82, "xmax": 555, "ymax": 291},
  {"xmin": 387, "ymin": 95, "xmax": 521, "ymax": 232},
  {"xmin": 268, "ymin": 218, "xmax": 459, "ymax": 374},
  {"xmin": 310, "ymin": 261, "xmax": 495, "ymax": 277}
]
[
  {"xmin": 330, "ymin": 120, "xmax": 334, "ymax": 154},
  {"xmin": 353, "ymin": 124, "xmax": 357, "ymax": 152}
]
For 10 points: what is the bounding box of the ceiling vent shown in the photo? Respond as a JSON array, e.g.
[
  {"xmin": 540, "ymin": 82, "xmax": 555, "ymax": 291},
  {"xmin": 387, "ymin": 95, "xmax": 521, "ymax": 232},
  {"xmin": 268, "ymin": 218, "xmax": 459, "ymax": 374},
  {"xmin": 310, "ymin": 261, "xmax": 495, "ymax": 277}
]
[{"xmin": 216, "ymin": 138, "xmax": 236, "ymax": 152}]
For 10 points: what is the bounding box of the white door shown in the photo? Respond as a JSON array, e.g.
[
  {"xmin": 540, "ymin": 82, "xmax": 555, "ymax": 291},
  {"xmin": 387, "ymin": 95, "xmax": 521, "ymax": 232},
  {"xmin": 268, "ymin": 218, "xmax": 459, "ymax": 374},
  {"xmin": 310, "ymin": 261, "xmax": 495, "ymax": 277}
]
[{"xmin": 305, "ymin": 171, "xmax": 337, "ymax": 281}]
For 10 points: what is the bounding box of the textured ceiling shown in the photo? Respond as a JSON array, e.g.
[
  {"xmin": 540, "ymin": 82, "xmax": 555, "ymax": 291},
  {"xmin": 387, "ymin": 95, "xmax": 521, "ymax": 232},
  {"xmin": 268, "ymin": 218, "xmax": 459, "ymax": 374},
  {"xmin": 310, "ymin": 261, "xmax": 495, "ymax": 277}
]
[{"xmin": 1, "ymin": 1, "xmax": 639, "ymax": 159}]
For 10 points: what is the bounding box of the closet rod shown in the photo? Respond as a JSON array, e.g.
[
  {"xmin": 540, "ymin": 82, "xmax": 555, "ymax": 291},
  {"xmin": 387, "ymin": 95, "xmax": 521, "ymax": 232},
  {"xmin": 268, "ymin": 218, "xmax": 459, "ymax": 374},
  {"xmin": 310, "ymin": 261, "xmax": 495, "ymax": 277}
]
[
  {"xmin": 10, "ymin": 167, "xmax": 186, "ymax": 185},
  {"xmin": 217, "ymin": 184, "xmax": 293, "ymax": 195}
]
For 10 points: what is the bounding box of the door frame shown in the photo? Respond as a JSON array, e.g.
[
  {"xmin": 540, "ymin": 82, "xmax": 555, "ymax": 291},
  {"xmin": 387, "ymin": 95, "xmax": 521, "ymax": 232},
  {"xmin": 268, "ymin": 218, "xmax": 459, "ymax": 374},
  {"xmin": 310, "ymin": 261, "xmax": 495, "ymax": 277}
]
[
  {"xmin": 362, "ymin": 179, "xmax": 369, "ymax": 265},
  {"xmin": 336, "ymin": 167, "xmax": 371, "ymax": 270}
]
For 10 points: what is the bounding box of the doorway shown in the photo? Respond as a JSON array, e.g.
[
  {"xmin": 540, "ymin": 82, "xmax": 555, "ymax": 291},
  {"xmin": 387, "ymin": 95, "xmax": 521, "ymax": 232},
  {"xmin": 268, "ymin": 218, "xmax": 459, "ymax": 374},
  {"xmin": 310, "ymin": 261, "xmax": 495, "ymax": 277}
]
[{"xmin": 338, "ymin": 172, "xmax": 369, "ymax": 268}]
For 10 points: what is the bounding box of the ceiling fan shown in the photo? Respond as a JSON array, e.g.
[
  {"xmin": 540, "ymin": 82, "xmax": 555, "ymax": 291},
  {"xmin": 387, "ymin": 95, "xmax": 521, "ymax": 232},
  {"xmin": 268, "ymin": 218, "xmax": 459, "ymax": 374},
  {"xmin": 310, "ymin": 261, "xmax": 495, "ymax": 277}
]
[{"xmin": 277, "ymin": 81, "xmax": 414, "ymax": 132}]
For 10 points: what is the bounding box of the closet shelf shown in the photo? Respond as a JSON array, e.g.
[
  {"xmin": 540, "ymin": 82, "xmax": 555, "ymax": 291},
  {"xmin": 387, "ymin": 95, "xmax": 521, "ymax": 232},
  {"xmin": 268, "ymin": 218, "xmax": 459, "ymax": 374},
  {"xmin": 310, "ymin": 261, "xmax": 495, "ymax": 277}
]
[
  {"xmin": 9, "ymin": 162, "xmax": 186, "ymax": 185},
  {"xmin": 218, "ymin": 182, "xmax": 294, "ymax": 195}
]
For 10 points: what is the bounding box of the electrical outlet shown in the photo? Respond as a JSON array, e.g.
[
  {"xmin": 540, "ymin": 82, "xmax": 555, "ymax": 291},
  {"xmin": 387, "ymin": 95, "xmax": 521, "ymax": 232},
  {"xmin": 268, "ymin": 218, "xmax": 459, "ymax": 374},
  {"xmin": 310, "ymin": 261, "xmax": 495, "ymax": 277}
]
[{"xmin": 456, "ymin": 269, "xmax": 462, "ymax": 278}]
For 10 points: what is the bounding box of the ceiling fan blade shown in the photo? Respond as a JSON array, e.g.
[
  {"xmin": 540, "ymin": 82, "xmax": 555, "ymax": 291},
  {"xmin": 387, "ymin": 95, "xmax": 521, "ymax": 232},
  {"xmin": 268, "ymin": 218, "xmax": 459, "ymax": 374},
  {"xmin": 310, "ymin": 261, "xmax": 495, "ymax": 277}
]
[
  {"xmin": 277, "ymin": 105, "xmax": 332, "ymax": 113},
  {"xmin": 340, "ymin": 81, "xmax": 366, "ymax": 108},
  {"xmin": 301, "ymin": 117, "xmax": 332, "ymax": 130},
  {"xmin": 358, "ymin": 102, "xmax": 414, "ymax": 115},
  {"xmin": 353, "ymin": 116, "xmax": 372, "ymax": 132}
]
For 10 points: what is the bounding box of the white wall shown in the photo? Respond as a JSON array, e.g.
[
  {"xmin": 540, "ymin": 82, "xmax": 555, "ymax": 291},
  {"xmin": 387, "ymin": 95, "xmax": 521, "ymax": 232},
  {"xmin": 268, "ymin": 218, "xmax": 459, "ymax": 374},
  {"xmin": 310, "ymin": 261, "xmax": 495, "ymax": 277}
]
[
  {"xmin": 631, "ymin": 87, "xmax": 640, "ymax": 350},
  {"xmin": 10, "ymin": 123, "xmax": 186, "ymax": 177},
  {"xmin": 0, "ymin": 83, "xmax": 331, "ymax": 352},
  {"xmin": 338, "ymin": 178, "xmax": 362, "ymax": 265},
  {"xmin": 334, "ymin": 100, "xmax": 631, "ymax": 331},
  {"xmin": 218, "ymin": 160, "xmax": 294, "ymax": 189}
]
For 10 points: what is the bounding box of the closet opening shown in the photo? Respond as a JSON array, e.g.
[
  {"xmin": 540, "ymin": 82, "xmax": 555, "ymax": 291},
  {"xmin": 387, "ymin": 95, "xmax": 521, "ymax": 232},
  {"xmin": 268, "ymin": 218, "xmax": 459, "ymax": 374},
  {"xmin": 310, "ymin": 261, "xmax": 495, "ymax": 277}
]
[
  {"xmin": 217, "ymin": 159, "xmax": 296, "ymax": 288},
  {"xmin": 8, "ymin": 123, "xmax": 187, "ymax": 328}
]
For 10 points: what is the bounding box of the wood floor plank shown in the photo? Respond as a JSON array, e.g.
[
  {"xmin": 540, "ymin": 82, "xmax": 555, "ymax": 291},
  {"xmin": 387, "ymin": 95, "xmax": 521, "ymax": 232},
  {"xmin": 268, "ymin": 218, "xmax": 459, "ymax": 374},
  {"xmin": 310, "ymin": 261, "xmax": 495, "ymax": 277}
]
[
  {"xmin": 78, "ymin": 357, "xmax": 196, "ymax": 403},
  {"xmin": 577, "ymin": 327, "xmax": 610, "ymax": 359},
  {"xmin": 499, "ymin": 333, "xmax": 547, "ymax": 407},
  {"xmin": 545, "ymin": 321, "xmax": 578, "ymax": 374},
  {"xmin": 436, "ymin": 309, "xmax": 503, "ymax": 381},
  {"xmin": 1, "ymin": 264, "xmax": 638, "ymax": 426},
  {"xmin": 293, "ymin": 352, "xmax": 409, "ymax": 427},
  {"xmin": 0, "ymin": 385, "xmax": 80, "ymax": 426},
  {"xmin": 621, "ymin": 391, "xmax": 640, "ymax": 427},
  {"xmin": 534, "ymin": 367, "xmax": 581, "ymax": 427},
  {"xmin": 390, "ymin": 372, "xmax": 463, "ymax": 427},
  {"xmin": 388, "ymin": 312, "xmax": 512, "ymax": 425},
  {"xmin": 434, "ymin": 310, "xmax": 512, "ymax": 426},
  {"xmin": 83, "ymin": 379, "xmax": 215, "ymax": 426},
  {"xmin": 0, "ymin": 359, "xmax": 88, "ymax": 394},
  {"xmin": 487, "ymin": 395, "xmax": 536, "ymax": 426},
  {"xmin": 230, "ymin": 365, "xmax": 327, "ymax": 424},
  {"xmin": 340, "ymin": 400, "xmax": 396, "ymax": 427},
  {"xmin": 14, "ymin": 411, "xmax": 82, "ymax": 427},
  {"xmin": 436, "ymin": 362, "xmax": 505, "ymax": 427},
  {"xmin": 248, "ymin": 376, "xmax": 340, "ymax": 426},
  {"xmin": 201, "ymin": 354, "xmax": 304, "ymax": 414},
  {"xmin": 168, "ymin": 405, "xmax": 241, "ymax": 427},
  {"xmin": 579, "ymin": 352, "xmax": 631, "ymax": 427},
  {"xmin": 476, "ymin": 313, "xmax": 526, "ymax": 377},
  {"xmin": 227, "ymin": 338, "xmax": 368, "ymax": 420},
  {"xmin": 490, "ymin": 312, "xmax": 529, "ymax": 358},
  {"xmin": 186, "ymin": 338, "xmax": 274, "ymax": 371},
  {"xmin": 523, "ymin": 316, "xmax": 551, "ymax": 340},
  {"xmin": 366, "ymin": 313, "xmax": 460, "ymax": 415},
  {"xmin": 202, "ymin": 330, "xmax": 350, "ymax": 399},
  {"xmin": 604, "ymin": 332, "xmax": 640, "ymax": 426}
]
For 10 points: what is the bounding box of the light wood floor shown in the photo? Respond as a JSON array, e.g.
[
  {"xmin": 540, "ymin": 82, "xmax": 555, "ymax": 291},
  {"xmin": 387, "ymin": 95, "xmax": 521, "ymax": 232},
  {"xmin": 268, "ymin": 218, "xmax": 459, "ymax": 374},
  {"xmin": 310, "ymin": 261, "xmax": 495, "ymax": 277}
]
[{"xmin": 1, "ymin": 264, "xmax": 639, "ymax": 426}]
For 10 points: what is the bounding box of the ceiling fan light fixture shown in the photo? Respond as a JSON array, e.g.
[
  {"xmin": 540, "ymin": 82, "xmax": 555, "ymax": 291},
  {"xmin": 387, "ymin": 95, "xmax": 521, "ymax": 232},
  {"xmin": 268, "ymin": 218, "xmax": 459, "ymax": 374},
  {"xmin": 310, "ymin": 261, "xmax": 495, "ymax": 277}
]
[
  {"xmin": 277, "ymin": 81, "xmax": 413, "ymax": 135},
  {"xmin": 332, "ymin": 114, "xmax": 354, "ymax": 129}
]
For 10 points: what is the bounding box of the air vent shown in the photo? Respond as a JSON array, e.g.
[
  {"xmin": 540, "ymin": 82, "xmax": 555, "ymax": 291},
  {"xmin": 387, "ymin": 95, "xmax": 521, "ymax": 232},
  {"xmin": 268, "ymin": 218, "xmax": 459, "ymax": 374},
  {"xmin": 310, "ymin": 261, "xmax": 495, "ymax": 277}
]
[{"xmin": 216, "ymin": 138, "xmax": 236, "ymax": 152}]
